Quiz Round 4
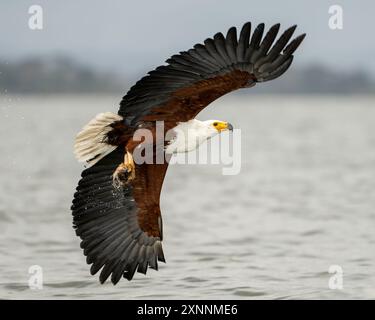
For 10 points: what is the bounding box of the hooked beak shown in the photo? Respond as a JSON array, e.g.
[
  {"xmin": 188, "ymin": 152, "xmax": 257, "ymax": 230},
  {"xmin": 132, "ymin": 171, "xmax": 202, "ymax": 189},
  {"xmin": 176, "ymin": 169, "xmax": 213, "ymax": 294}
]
[{"xmin": 227, "ymin": 123, "xmax": 233, "ymax": 131}]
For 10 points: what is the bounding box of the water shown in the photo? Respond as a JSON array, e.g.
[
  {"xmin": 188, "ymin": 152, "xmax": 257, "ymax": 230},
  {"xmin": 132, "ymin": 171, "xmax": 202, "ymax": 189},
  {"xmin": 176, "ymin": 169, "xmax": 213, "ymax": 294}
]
[{"xmin": 0, "ymin": 94, "xmax": 374, "ymax": 299}]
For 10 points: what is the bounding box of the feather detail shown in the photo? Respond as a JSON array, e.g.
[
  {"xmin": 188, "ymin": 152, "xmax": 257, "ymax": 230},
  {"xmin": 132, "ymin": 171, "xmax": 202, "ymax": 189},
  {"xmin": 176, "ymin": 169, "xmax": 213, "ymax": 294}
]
[{"xmin": 74, "ymin": 112, "xmax": 123, "ymax": 167}]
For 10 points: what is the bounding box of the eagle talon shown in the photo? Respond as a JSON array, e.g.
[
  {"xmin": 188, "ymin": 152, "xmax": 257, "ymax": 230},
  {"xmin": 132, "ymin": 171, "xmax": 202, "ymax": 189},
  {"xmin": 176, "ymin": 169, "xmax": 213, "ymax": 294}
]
[{"xmin": 113, "ymin": 151, "xmax": 135, "ymax": 186}]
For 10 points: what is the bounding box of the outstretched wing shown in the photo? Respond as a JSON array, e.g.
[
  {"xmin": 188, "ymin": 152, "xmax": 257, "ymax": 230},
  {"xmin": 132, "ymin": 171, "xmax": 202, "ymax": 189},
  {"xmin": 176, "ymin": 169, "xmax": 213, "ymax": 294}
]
[
  {"xmin": 119, "ymin": 22, "xmax": 305, "ymax": 126},
  {"xmin": 71, "ymin": 147, "xmax": 168, "ymax": 284}
]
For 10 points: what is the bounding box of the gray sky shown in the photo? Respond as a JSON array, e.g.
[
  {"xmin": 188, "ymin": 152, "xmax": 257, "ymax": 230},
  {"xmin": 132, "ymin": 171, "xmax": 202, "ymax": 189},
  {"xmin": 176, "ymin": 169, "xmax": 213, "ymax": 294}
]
[{"xmin": 0, "ymin": 0, "xmax": 374, "ymax": 78}]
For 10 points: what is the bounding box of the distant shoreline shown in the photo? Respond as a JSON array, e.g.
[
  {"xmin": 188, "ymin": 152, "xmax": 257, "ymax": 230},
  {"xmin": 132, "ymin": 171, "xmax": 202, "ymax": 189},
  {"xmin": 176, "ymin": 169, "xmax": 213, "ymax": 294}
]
[{"xmin": 1, "ymin": 56, "xmax": 374, "ymax": 95}]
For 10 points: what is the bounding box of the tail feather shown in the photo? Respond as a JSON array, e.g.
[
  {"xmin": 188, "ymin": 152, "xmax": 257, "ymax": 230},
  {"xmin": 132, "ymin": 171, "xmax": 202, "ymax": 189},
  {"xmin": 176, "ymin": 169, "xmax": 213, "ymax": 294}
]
[{"xmin": 74, "ymin": 112, "xmax": 123, "ymax": 167}]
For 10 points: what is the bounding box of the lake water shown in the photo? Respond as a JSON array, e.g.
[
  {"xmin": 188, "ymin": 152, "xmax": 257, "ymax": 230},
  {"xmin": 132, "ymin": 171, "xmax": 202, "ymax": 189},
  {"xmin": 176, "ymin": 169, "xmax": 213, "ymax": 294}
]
[{"xmin": 0, "ymin": 94, "xmax": 374, "ymax": 299}]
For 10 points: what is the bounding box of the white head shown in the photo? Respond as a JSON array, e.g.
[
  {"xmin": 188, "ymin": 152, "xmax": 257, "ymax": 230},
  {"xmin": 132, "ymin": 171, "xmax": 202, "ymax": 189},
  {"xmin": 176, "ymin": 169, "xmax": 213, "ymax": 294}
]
[
  {"xmin": 200, "ymin": 119, "xmax": 234, "ymax": 138},
  {"xmin": 166, "ymin": 119, "xmax": 234, "ymax": 154}
]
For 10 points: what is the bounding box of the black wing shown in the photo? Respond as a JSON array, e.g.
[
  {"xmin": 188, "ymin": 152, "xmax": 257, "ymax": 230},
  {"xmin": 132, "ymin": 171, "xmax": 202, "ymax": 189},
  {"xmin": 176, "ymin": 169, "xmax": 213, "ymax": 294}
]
[
  {"xmin": 71, "ymin": 148, "xmax": 167, "ymax": 284},
  {"xmin": 118, "ymin": 22, "xmax": 305, "ymax": 126}
]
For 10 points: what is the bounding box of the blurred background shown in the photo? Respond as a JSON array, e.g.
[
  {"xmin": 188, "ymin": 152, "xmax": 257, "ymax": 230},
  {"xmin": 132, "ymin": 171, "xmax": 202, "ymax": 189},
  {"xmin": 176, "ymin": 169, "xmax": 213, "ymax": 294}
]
[
  {"xmin": 1, "ymin": 0, "xmax": 375, "ymax": 94},
  {"xmin": 0, "ymin": 0, "xmax": 374, "ymax": 299}
]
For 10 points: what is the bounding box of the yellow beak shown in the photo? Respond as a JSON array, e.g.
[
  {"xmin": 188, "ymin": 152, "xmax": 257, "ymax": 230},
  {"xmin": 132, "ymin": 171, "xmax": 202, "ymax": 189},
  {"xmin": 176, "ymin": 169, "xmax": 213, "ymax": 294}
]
[{"xmin": 214, "ymin": 121, "xmax": 233, "ymax": 132}]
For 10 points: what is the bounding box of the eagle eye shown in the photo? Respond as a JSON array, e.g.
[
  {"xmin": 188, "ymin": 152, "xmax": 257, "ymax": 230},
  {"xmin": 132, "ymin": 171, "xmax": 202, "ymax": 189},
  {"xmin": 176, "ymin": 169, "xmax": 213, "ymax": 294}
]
[{"xmin": 213, "ymin": 122, "xmax": 218, "ymax": 126}]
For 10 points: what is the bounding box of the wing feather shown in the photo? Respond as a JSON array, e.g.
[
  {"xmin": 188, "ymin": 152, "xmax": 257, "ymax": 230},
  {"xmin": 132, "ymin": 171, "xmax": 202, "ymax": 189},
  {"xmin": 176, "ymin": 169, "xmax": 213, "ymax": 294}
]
[
  {"xmin": 213, "ymin": 32, "xmax": 232, "ymax": 66},
  {"xmin": 237, "ymin": 22, "xmax": 251, "ymax": 62},
  {"xmin": 225, "ymin": 27, "xmax": 238, "ymax": 63}
]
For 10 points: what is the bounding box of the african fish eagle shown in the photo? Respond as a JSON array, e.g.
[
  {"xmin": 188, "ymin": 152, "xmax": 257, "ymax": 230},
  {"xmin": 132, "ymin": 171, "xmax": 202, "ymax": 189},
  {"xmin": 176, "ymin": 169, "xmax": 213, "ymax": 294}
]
[{"xmin": 71, "ymin": 21, "xmax": 305, "ymax": 284}]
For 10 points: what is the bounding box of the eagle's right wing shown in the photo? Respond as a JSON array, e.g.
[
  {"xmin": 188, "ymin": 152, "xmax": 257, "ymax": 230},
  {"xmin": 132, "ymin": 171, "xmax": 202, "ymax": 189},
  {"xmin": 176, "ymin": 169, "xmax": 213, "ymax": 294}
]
[{"xmin": 118, "ymin": 22, "xmax": 305, "ymax": 127}]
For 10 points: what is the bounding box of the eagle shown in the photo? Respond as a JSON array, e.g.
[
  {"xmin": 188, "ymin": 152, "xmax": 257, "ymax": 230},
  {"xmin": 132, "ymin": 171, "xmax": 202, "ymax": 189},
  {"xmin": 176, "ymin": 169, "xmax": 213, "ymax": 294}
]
[{"xmin": 71, "ymin": 21, "xmax": 305, "ymax": 284}]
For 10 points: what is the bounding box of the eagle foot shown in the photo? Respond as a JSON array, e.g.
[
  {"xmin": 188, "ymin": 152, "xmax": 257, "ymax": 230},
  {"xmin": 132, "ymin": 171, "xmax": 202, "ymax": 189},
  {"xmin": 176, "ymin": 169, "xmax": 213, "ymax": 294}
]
[{"xmin": 112, "ymin": 151, "xmax": 135, "ymax": 187}]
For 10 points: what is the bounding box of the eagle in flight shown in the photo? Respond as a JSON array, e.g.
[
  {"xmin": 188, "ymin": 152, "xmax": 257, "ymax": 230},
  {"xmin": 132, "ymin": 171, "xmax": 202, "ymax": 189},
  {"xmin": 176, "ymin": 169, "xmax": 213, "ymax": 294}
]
[{"xmin": 71, "ymin": 21, "xmax": 305, "ymax": 284}]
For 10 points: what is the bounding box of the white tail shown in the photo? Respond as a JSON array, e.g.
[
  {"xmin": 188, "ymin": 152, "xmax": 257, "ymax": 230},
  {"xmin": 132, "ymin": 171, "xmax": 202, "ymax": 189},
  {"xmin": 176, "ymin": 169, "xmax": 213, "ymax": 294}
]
[{"xmin": 74, "ymin": 112, "xmax": 123, "ymax": 167}]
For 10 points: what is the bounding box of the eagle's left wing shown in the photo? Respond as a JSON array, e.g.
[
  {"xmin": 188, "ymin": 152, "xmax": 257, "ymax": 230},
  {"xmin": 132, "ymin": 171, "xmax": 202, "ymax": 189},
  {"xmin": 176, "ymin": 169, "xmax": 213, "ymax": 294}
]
[{"xmin": 71, "ymin": 147, "xmax": 167, "ymax": 284}]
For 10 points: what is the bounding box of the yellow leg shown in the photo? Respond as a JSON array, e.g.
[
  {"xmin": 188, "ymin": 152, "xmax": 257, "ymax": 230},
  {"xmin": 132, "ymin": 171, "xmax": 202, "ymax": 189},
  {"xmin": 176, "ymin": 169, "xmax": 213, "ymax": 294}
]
[
  {"xmin": 113, "ymin": 150, "xmax": 136, "ymax": 186},
  {"xmin": 124, "ymin": 150, "xmax": 136, "ymax": 180}
]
